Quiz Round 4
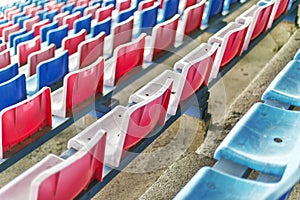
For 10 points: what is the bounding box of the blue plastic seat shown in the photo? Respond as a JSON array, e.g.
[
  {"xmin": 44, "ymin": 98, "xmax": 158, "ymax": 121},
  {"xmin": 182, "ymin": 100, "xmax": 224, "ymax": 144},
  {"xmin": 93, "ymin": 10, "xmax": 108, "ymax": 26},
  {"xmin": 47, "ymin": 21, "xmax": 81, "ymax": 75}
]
[
  {"xmin": 0, "ymin": 74, "xmax": 26, "ymax": 111},
  {"xmin": 74, "ymin": 14, "xmax": 92, "ymax": 34},
  {"xmin": 36, "ymin": 9, "xmax": 48, "ymax": 20},
  {"xmin": 91, "ymin": 0, "xmax": 103, "ymax": 6},
  {"xmin": 37, "ymin": 0, "xmax": 48, "ymax": 9},
  {"xmin": 43, "ymin": 9, "xmax": 58, "ymax": 23},
  {"xmin": 91, "ymin": 17, "xmax": 112, "ymax": 37},
  {"xmin": 215, "ymin": 103, "xmax": 300, "ymax": 177},
  {"xmin": 40, "ymin": 21, "xmax": 59, "ymax": 42},
  {"xmin": 202, "ymin": 0, "xmax": 225, "ymax": 28},
  {"xmin": 47, "ymin": 25, "xmax": 68, "ymax": 49},
  {"xmin": 222, "ymin": 0, "xmax": 239, "ymax": 15},
  {"xmin": 19, "ymin": 1, "xmax": 31, "ymax": 11},
  {"xmin": 140, "ymin": 4, "xmax": 158, "ymax": 33},
  {"xmin": 118, "ymin": 7, "xmax": 135, "ymax": 23},
  {"xmin": 262, "ymin": 60, "xmax": 300, "ymax": 107},
  {"xmin": 0, "ymin": 63, "xmax": 18, "ymax": 84},
  {"xmin": 157, "ymin": 0, "xmax": 179, "ymax": 22},
  {"xmin": 26, "ymin": 51, "xmax": 69, "ymax": 95},
  {"xmin": 62, "ymin": 3, "xmax": 75, "ymax": 13},
  {"xmin": 9, "ymin": 28, "xmax": 27, "ymax": 48},
  {"xmin": 72, "ymin": 5, "xmax": 86, "ymax": 16},
  {"xmin": 13, "ymin": 30, "xmax": 34, "ymax": 55},
  {"xmin": 0, "ymin": 19, "xmax": 8, "ymax": 25},
  {"xmin": 104, "ymin": 0, "xmax": 116, "ymax": 8},
  {"xmin": 17, "ymin": 14, "xmax": 31, "ymax": 28},
  {"xmin": 13, "ymin": 11, "xmax": 25, "ymax": 24}
]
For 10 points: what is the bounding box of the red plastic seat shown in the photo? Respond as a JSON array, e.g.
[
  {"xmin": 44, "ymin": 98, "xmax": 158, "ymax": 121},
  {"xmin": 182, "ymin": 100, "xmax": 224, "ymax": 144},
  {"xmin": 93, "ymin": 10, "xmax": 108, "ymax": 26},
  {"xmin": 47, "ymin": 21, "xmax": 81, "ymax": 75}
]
[
  {"xmin": 54, "ymin": 11, "xmax": 70, "ymax": 26},
  {"xmin": 18, "ymin": 36, "xmax": 41, "ymax": 67},
  {"xmin": 3, "ymin": 23, "xmax": 20, "ymax": 42},
  {"xmin": 183, "ymin": 0, "xmax": 205, "ymax": 35},
  {"xmin": 45, "ymin": 1, "xmax": 57, "ymax": 11},
  {"xmin": 0, "ymin": 87, "xmax": 52, "ymax": 158},
  {"xmin": 78, "ymin": 31, "xmax": 105, "ymax": 68},
  {"xmin": 28, "ymin": 44, "xmax": 56, "ymax": 76},
  {"xmin": 138, "ymin": 0, "xmax": 155, "ymax": 11},
  {"xmin": 32, "ymin": 19, "xmax": 50, "ymax": 37},
  {"xmin": 0, "ymin": 43, "xmax": 7, "ymax": 53},
  {"xmin": 63, "ymin": 11, "xmax": 81, "ymax": 30},
  {"xmin": 185, "ymin": 0, "xmax": 197, "ymax": 9},
  {"xmin": 96, "ymin": 4, "xmax": 114, "ymax": 22},
  {"xmin": 52, "ymin": 57, "xmax": 104, "ymax": 117},
  {"xmin": 84, "ymin": 3, "xmax": 100, "ymax": 19},
  {"xmin": 0, "ymin": 21, "xmax": 13, "ymax": 37},
  {"xmin": 54, "ymin": 2, "xmax": 65, "ymax": 13},
  {"xmin": 117, "ymin": 0, "xmax": 132, "ymax": 11},
  {"xmin": 29, "ymin": 6, "xmax": 42, "ymax": 16},
  {"xmin": 5, "ymin": 6, "xmax": 17, "ymax": 18},
  {"xmin": 24, "ymin": 16, "xmax": 40, "ymax": 31},
  {"xmin": 62, "ymin": 29, "xmax": 86, "ymax": 56},
  {"xmin": 24, "ymin": 4, "xmax": 35, "ymax": 15},
  {"xmin": 112, "ymin": 16, "xmax": 134, "ymax": 50},
  {"xmin": 0, "ymin": 49, "xmax": 11, "ymax": 69},
  {"xmin": 77, "ymin": 0, "xmax": 90, "ymax": 6},
  {"xmin": 8, "ymin": 8, "xmax": 21, "ymax": 21},
  {"xmin": 274, "ymin": 0, "xmax": 290, "ymax": 20}
]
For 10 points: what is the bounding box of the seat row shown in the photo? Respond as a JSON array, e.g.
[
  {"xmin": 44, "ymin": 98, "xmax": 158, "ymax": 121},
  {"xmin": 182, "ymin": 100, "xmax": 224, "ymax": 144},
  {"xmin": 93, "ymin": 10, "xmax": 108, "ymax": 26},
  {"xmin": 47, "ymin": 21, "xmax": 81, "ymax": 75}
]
[{"xmin": 174, "ymin": 48, "xmax": 300, "ymax": 200}]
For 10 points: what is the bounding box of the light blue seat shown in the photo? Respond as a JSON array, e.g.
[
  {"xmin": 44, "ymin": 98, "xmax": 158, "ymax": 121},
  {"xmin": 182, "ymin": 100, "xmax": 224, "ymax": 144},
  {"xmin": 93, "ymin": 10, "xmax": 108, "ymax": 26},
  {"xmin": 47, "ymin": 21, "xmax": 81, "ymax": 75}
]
[
  {"xmin": 118, "ymin": 7, "xmax": 135, "ymax": 23},
  {"xmin": 222, "ymin": 0, "xmax": 239, "ymax": 15},
  {"xmin": 9, "ymin": 28, "xmax": 27, "ymax": 48},
  {"xmin": 13, "ymin": 11, "xmax": 25, "ymax": 24},
  {"xmin": 74, "ymin": 14, "xmax": 92, "ymax": 34},
  {"xmin": 202, "ymin": 0, "xmax": 225, "ymax": 28},
  {"xmin": 262, "ymin": 60, "xmax": 300, "ymax": 107},
  {"xmin": 0, "ymin": 19, "xmax": 8, "ymax": 25},
  {"xmin": 17, "ymin": 14, "xmax": 31, "ymax": 28},
  {"xmin": 214, "ymin": 103, "xmax": 300, "ymax": 177},
  {"xmin": 0, "ymin": 74, "xmax": 26, "ymax": 111},
  {"xmin": 13, "ymin": 30, "xmax": 34, "ymax": 55},
  {"xmin": 47, "ymin": 25, "xmax": 68, "ymax": 49},
  {"xmin": 36, "ymin": 9, "xmax": 48, "ymax": 20},
  {"xmin": 26, "ymin": 50, "xmax": 69, "ymax": 95},
  {"xmin": 91, "ymin": 17, "xmax": 111, "ymax": 37},
  {"xmin": 157, "ymin": 0, "xmax": 179, "ymax": 23},
  {"xmin": 62, "ymin": 3, "xmax": 75, "ymax": 13},
  {"xmin": 40, "ymin": 21, "xmax": 59, "ymax": 42},
  {"xmin": 72, "ymin": 5, "xmax": 86, "ymax": 16},
  {"xmin": 0, "ymin": 63, "xmax": 18, "ymax": 84},
  {"xmin": 43, "ymin": 9, "xmax": 58, "ymax": 23}
]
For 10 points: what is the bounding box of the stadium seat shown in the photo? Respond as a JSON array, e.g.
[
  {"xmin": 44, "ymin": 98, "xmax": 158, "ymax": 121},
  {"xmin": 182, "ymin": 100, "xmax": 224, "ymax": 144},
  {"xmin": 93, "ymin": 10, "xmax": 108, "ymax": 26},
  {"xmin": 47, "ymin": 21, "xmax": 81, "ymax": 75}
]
[
  {"xmin": 17, "ymin": 15, "xmax": 31, "ymax": 28},
  {"xmin": 222, "ymin": 0, "xmax": 241, "ymax": 15},
  {"xmin": 28, "ymin": 6, "xmax": 42, "ymax": 17},
  {"xmin": 53, "ymin": 11, "xmax": 70, "ymax": 26},
  {"xmin": 9, "ymin": 29, "xmax": 27, "ymax": 48},
  {"xmin": 73, "ymin": 5, "xmax": 87, "ymax": 16},
  {"xmin": 99, "ymin": 78, "xmax": 172, "ymax": 167},
  {"xmin": 7, "ymin": 8, "xmax": 21, "ymax": 21},
  {"xmin": 4, "ymin": 6, "xmax": 17, "ymax": 18},
  {"xmin": 32, "ymin": 19, "xmax": 50, "ymax": 37},
  {"xmin": 17, "ymin": 36, "xmax": 41, "ymax": 67},
  {"xmin": 118, "ymin": 7, "xmax": 135, "ymax": 23},
  {"xmin": 24, "ymin": 15, "xmax": 40, "ymax": 31},
  {"xmin": 45, "ymin": 1, "xmax": 57, "ymax": 11},
  {"xmin": 273, "ymin": 0, "xmax": 290, "ymax": 20},
  {"xmin": 95, "ymin": 4, "xmax": 114, "ymax": 22},
  {"xmin": 117, "ymin": 0, "xmax": 132, "ymax": 11},
  {"xmin": 0, "ymin": 21, "xmax": 13, "ymax": 38},
  {"xmin": 27, "ymin": 44, "xmax": 56, "ymax": 76},
  {"xmin": 0, "ymin": 128, "xmax": 106, "ymax": 199},
  {"xmin": 3, "ymin": 23, "xmax": 20, "ymax": 43},
  {"xmin": 236, "ymin": 1, "xmax": 274, "ymax": 51},
  {"xmin": 104, "ymin": 33, "xmax": 146, "ymax": 86},
  {"xmin": 62, "ymin": 2, "xmax": 75, "ymax": 13},
  {"xmin": 90, "ymin": 0, "xmax": 103, "ymax": 6},
  {"xmin": 103, "ymin": 0, "xmax": 116, "ymax": 8},
  {"xmin": 43, "ymin": 9, "xmax": 58, "ymax": 23},
  {"xmin": 26, "ymin": 51, "xmax": 69, "ymax": 95},
  {"xmin": 215, "ymin": 102, "xmax": 300, "ymax": 176},
  {"xmin": 202, "ymin": 0, "xmax": 226, "ymax": 28},
  {"xmin": 13, "ymin": 30, "xmax": 34, "ymax": 55},
  {"xmin": 24, "ymin": 4, "xmax": 35, "ymax": 15},
  {"xmin": 144, "ymin": 14, "xmax": 179, "ymax": 62},
  {"xmin": 157, "ymin": 0, "xmax": 179, "ymax": 23},
  {"xmin": 47, "ymin": 25, "xmax": 69, "ymax": 49},
  {"xmin": 0, "ymin": 74, "xmax": 26, "ymax": 112},
  {"xmin": 0, "ymin": 63, "xmax": 18, "ymax": 84},
  {"xmin": 0, "ymin": 43, "xmax": 7, "ymax": 53},
  {"xmin": 208, "ymin": 19, "xmax": 250, "ymax": 79},
  {"xmin": 91, "ymin": 17, "xmax": 112, "ymax": 37},
  {"xmin": 63, "ymin": 11, "xmax": 81, "ymax": 30},
  {"xmin": 40, "ymin": 21, "xmax": 59, "ymax": 42},
  {"xmin": 36, "ymin": 9, "xmax": 48, "ymax": 20},
  {"xmin": 84, "ymin": 3, "xmax": 100, "ymax": 19},
  {"xmin": 262, "ymin": 60, "xmax": 300, "ymax": 107},
  {"xmin": 138, "ymin": 0, "xmax": 155, "ymax": 11},
  {"xmin": 176, "ymin": 0, "xmax": 205, "ymax": 42},
  {"xmin": 62, "ymin": 29, "xmax": 86, "ymax": 56},
  {"xmin": 74, "ymin": 14, "xmax": 92, "ymax": 34},
  {"xmin": 135, "ymin": 3, "xmax": 159, "ymax": 36},
  {"xmin": 52, "ymin": 57, "xmax": 104, "ymax": 117},
  {"xmin": 178, "ymin": 0, "xmax": 197, "ymax": 13},
  {"xmin": 12, "ymin": 11, "xmax": 25, "ymax": 24}
]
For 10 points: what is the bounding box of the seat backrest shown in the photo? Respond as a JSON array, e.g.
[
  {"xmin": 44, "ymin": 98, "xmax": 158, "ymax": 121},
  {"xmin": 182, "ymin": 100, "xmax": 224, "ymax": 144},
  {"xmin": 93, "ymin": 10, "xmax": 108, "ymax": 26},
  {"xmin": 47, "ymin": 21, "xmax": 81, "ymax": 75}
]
[
  {"xmin": 0, "ymin": 74, "xmax": 27, "ymax": 112},
  {"xmin": 24, "ymin": 4, "xmax": 35, "ymax": 15},
  {"xmin": 0, "ymin": 43, "xmax": 7, "ymax": 54},
  {"xmin": 64, "ymin": 57, "xmax": 104, "ymax": 114},
  {"xmin": 63, "ymin": 11, "xmax": 81, "ymax": 30},
  {"xmin": 47, "ymin": 25, "xmax": 69, "ymax": 49},
  {"xmin": 274, "ymin": 0, "xmax": 290, "ymax": 20},
  {"xmin": 113, "ymin": 16, "xmax": 133, "ymax": 50},
  {"xmin": 9, "ymin": 28, "xmax": 27, "ymax": 48},
  {"xmin": 114, "ymin": 33, "xmax": 146, "ymax": 84},
  {"xmin": 84, "ymin": 3, "xmax": 100, "ymax": 19},
  {"xmin": 53, "ymin": 11, "xmax": 70, "ymax": 26},
  {"xmin": 96, "ymin": 4, "xmax": 114, "ymax": 22},
  {"xmin": 79, "ymin": 32, "xmax": 105, "ymax": 68},
  {"xmin": 118, "ymin": 7, "xmax": 135, "ymax": 23},
  {"xmin": 92, "ymin": 17, "xmax": 112, "ymax": 37},
  {"xmin": 184, "ymin": 0, "xmax": 197, "ymax": 9},
  {"xmin": 14, "ymin": 31, "xmax": 34, "ymax": 55},
  {"xmin": 12, "ymin": 11, "xmax": 25, "ymax": 24},
  {"xmin": 0, "ymin": 49, "xmax": 11, "ymax": 69},
  {"xmin": 162, "ymin": 0, "xmax": 179, "ymax": 21},
  {"xmin": 8, "ymin": 8, "xmax": 21, "ymax": 21},
  {"xmin": 0, "ymin": 63, "xmax": 18, "ymax": 85},
  {"xmin": 209, "ymin": 0, "xmax": 225, "ymax": 18},
  {"xmin": 18, "ymin": 36, "xmax": 41, "ymax": 66},
  {"xmin": 43, "ymin": 9, "xmax": 58, "ymax": 23},
  {"xmin": 63, "ymin": 29, "xmax": 86, "ymax": 56},
  {"xmin": 72, "ymin": 5, "xmax": 87, "ymax": 16},
  {"xmin": 140, "ymin": 3, "xmax": 158, "ymax": 31},
  {"xmin": 117, "ymin": 0, "xmax": 132, "ymax": 11},
  {"xmin": 152, "ymin": 14, "xmax": 179, "ymax": 58},
  {"xmin": 74, "ymin": 14, "xmax": 92, "ymax": 34},
  {"xmin": 28, "ymin": 44, "xmax": 56, "ymax": 76},
  {"xmin": 29, "ymin": 130, "xmax": 106, "ymax": 200},
  {"xmin": 0, "ymin": 21, "xmax": 13, "ymax": 38},
  {"xmin": 24, "ymin": 15, "xmax": 40, "ymax": 31},
  {"xmin": 36, "ymin": 9, "xmax": 48, "ymax": 20},
  {"xmin": 32, "ymin": 19, "xmax": 50, "ymax": 37},
  {"xmin": 17, "ymin": 14, "xmax": 31, "ymax": 29},
  {"xmin": 37, "ymin": 50, "xmax": 69, "ymax": 89},
  {"xmin": 0, "ymin": 87, "xmax": 52, "ymax": 157},
  {"xmin": 104, "ymin": 0, "xmax": 116, "ymax": 8},
  {"xmin": 183, "ymin": 0, "xmax": 205, "ymax": 35},
  {"xmin": 45, "ymin": 1, "xmax": 57, "ymax": 10},
  {"xmin": 138, "ymin": 0, "xmax": 155, "ymax": 11},
  {"xmin": 123, "ymin": 78, "xmax": 172, "ymax": 150},
  {"xmin": 62, "ymin": 2, "xmax": 75, "ymax": 13},
  {"xmin": 4, "ymin": 6, "xmax": 17, "ymax": 18},
  {"xmin": 3, "ymin": 24, "xmax": 20, "ymax": 43},
  {"xmin": 28, "ymin": 5, "xmax": 42, "ymax": 16},
  {"xmin": 40, "ymin": 21, "xmax": 59, "ymax": 42}
]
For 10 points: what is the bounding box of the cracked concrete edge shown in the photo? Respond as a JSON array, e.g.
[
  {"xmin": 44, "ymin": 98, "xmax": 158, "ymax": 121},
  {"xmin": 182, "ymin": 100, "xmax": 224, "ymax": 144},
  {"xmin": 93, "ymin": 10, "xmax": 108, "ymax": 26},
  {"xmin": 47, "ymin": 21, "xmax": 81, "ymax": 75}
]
[{"xmin": 139, "ymin": 29, "xmax": 300, "ymax": 200}]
